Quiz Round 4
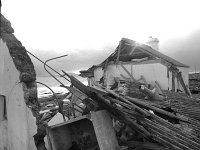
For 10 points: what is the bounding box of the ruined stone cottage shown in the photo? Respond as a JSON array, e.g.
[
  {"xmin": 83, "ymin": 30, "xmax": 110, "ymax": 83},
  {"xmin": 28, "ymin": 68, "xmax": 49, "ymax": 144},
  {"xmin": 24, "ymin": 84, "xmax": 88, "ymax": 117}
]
[{"xmin": 80, "ymin": 37, "xmax": 190, "ymax": 94}]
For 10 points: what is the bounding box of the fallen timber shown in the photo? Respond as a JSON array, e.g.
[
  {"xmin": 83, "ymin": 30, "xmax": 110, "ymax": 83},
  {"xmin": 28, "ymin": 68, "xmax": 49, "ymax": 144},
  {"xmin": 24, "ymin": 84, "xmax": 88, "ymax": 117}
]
[
  {"xmin": 156, "ymin": 90, "xmax": 200, "ymax": 121},
  {"xmin": 63, "ymin": 72, "xmax": 200, "ymax": 150}
]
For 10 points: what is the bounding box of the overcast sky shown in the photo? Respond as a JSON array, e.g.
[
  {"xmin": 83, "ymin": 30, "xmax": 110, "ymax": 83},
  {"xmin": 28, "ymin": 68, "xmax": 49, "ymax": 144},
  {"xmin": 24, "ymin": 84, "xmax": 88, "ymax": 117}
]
[{"xmin": 2, "ymin": 0, "xmax": 200, "ymax": 76}]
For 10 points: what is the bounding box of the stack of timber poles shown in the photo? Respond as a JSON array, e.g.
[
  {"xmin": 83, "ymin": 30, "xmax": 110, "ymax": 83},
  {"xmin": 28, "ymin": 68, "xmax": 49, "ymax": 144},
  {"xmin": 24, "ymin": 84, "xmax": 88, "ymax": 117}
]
[
  {"xmin": 65, "ymin": 73, "xmax": 200, "ymax": 150},
  {"xmin": 158, "ymin": 90, "xmax": 200, "ymax": 121}
]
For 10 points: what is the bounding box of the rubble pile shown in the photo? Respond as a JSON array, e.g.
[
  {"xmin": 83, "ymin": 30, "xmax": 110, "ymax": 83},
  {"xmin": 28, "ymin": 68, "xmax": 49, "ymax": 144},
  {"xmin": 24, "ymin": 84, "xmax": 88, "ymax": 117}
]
[
  {"xmin": 189, "ymin": 72, "xmax": 200, "ymax": 94},
  {"xmin": 156, "ymin": 90, "xmax": 200, "ymax": 121},
  {"xmin": 59, "ymin": 74, "xmax": 200, "ymax": 150},
  {"xmin": 37, "ymin": 87, "xmax": 86, "ymax": 125},
  {"xmin": 31, "ymin": 37, "xmax": 199, "ymax": 149}
]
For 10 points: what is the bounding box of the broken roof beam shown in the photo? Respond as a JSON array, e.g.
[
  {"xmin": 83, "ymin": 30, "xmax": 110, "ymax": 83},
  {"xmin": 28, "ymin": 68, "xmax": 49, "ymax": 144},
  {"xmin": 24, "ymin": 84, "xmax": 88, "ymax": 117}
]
[
  {"xmin": 115, "ymin": 59, "xmax": 161, "ymax": 67},
  {"xmin": 121, "ymin": 38, "xmax": 188, "ymax": 67},
  {"xmin": 66, "ymin": 73, "xmax": 151, "ymax": 138},
  {"xmin": 120, "ymin": 63, "xmax": 138, "ymax": 82},
  {"xmin": 119, "ymin": 53, "xmax": 150, "ymax": 61},
  {"xmin": 177, "ymin": 72, "xmax": 192, "ymax": 97},
  {"xmin": 129, "ymin": 43, "xmax": 138, "ymax": 55},
  {"xmin": 116, "ymin": 42, "xmax": 121, "ymax": 64},
  {"xmin": 67, "ymin": 74, "xmax": 200, "ymax": 149},
  {"xmin": 139, "ymin": 45, "xmax": 189, "ymax": 68}
]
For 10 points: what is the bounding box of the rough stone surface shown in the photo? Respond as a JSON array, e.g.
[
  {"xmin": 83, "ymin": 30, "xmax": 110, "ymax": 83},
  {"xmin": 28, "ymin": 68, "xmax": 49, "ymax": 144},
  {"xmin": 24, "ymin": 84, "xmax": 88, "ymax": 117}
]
[
  {"xmin": 22, "ymin": 82, "xmax": 39, "ymax": 108},
  {"xmin": 0, "ymin": 39, "xmax": 37, "ymax": 150},
  {"xmin": 0, "ymin": 15, "xmax": 14, "ymax": 34},
  {"xmin": 1, "ymin": 33, "xmax": 22, "ymax": 48},
  {"xmin": 1, "ymin": 14, "xmax": 36, "ymax": 83},
  {"xmin": 0, "ymin": 13, "xmax": 38, "ymax": 107},
  {"xmin": 1, "ymin": 14, "xmax": 40, "ymax": 149}
]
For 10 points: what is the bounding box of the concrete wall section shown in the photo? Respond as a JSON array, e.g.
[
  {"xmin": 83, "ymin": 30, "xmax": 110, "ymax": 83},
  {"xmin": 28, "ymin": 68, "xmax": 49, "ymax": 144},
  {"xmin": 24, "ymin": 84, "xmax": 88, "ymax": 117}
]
[{"xmin": 0, "ymin": 39, "xmax": 37, "ymax": 150}]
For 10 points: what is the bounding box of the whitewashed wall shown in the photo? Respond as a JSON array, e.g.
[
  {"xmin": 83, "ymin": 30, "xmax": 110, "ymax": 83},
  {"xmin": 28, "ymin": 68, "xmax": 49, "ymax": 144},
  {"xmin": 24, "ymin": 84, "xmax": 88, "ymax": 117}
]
[
  {"xmin": 0, "ymin": 39, "xmax": 37, "ymax": 150},
  {"xmin": 106, "ymin": 63, "xmax": 169, "ymax": 89},
  {"xmin": 93, "ymin": 67, "xmax": 104, "ymax": 81},
  {"xmin": 91, "ymin": 62, "xmax": 189, "ymax": 91}
]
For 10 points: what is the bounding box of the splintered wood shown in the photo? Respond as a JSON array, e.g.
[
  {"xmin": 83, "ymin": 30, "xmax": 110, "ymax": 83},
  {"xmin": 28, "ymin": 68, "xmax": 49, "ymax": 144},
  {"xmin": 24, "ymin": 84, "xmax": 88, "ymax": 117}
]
[{"xmin": 67, "ymin": 74, "xmax": 200, "ymax": 150}]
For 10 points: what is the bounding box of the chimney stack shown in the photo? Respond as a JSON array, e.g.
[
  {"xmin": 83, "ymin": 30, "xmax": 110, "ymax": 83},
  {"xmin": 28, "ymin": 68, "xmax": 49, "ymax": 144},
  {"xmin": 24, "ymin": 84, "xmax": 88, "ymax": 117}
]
[{"xmin": 146, "ymin": 36, "xmax": 159, "ymax": 50}]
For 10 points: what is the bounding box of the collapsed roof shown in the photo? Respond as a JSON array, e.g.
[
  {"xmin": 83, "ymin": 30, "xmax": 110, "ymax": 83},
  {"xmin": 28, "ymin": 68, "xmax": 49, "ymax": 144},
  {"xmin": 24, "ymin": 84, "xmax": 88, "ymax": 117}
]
[{"xmin": 80, "ymin": 38, "xmax": 189, "ymax": 77}]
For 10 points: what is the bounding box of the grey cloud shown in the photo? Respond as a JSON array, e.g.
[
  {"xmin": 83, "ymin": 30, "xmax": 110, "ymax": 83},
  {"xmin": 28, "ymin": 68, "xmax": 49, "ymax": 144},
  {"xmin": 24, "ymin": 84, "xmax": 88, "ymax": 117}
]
[
  {"xmin": 29, "ymin": 48, "xmax": 114, "ymax": 77},
  {"xmin": 30, "ymin": 30, "xmax": 200, "ymax": 77},
  {"xmin": 161, "ymin": 29, "xmax": 200, "ymax": 72}
]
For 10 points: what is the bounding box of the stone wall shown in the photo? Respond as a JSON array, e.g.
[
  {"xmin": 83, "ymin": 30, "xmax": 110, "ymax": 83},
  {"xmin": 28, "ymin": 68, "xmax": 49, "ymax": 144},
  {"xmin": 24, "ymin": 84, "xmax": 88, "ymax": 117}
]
[
  {"xmin": 0, "ymin": 14, "xmax": 40, "ymax": 150},
  {"xmin": 1, "ymin": 14, "xmax": 38, "ymax": 106}
]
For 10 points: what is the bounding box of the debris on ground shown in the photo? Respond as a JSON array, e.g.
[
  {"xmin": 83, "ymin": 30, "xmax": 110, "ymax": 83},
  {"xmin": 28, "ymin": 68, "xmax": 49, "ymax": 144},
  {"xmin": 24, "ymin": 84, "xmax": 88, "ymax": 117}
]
[
  {"xmin": 189, "ymin": 72, "xmax": 200, "ymax": 94},
  {"xmin": 51, "ymin": 73, "xmax": 200, "ymax": 150},
  {"xmin": 38, "ymin": 72, "xmax": 200, "ymax": 149},
  {"xmin": 35, "ymin": 38, "xmax": 200, "ymax": 150}
]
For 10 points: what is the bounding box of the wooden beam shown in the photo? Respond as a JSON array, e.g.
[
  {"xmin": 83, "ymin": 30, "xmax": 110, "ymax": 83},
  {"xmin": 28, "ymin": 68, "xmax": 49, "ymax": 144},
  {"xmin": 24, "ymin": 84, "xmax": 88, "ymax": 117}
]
[
  {"xmin": 172, "ymin": 71, "xmax": 176, "ymax": 92},
  {"xmin": 177, "ymin": 72, "xmax": 192, "ymax": 97},
  {"xmin": 116, "ymin": 59, "xmax": 161, "ymax": 66},
  {"xmin": 116, "ymin": 43, "xmax": 126, "ymax": 64},
  {"xmin": 139, "ymin": 85, "xmax": 165, "ymax": 101},
  {"xmin": 129, "ymin": 44, "xmax": 138, "ymax": 55},
  {"xmin": 116, "ymin": 42, "xmax": 121, "ymax": 64},
  {"xmin": 125, "ymin": 96, "xmax": 189, "ymax": 122},
  {"xmin": 131, "ymin": 64, "xmax": 133, "ymax": 76},
  {"xmin": 120, "ymin": 63, "xmax": 137, "ymax": 82}
]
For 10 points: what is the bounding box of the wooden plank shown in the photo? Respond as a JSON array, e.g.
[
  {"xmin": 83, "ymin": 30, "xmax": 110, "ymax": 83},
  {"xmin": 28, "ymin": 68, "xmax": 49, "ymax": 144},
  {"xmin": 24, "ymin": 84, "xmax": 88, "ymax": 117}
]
[
  {"xmin": 120, "ymin": 63, "xmax": 137, "ymax": 82},
  {"xmin": 177, "ymin": 72, "xmax": 192, "ymax": 96},
  {"xmin": 63, "ymin": 73, "xmax": 200, "ymax": 149},
  {"xmin": 105, "ymin": 89, "xmax": 149, "ymax": 117},
  {"xmin": 129, "ymin": 44, "xmax": 137, "ymax": 55},
  {"xmin": 149, "ymin": 113, "xmax": 200, "ymax": 145},
  {"xmin": 65, "ymin": 72, "xmax": 152, "ymax": 139},
  {"xmin": 155, "ymin": 80, "xmax": 162, "ymax": 91},
  {"xmin": 145, "ymin": 119, "xmax": 200, "ymax": 150},
  {"xmin": 172, "ymin": 71, "xmax": 176, "ymax": 92},
  {"xmin": 116, "ymin": 42, "xmax": 121, "ymax": 64},
  {"xmin": 147, "ymin": 126, "xmax": 193, "ymax": 150},
  {"xmin": 125, "ymin": 96, "xmax": 189, "ymax": 122},
  {"xmin": 139, "ymin": 85, "xmax": 165, "ymax": 101}
]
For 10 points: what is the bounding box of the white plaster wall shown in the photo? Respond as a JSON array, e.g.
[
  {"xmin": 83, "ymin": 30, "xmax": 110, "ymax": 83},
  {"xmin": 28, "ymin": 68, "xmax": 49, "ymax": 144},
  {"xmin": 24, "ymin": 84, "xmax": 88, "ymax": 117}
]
[
  {"xmin": 91, "ymin": 63, "xmax": 189, "ymax": 91},
  {"xmin": 104, "ymin": 63, "xmax": 169, "ymax": 89},
  {"xmin": 93, "ymin": 67, "xmax": 104, "ymax": 81},
  {"xmin": 0, "ymin": 39, "xmax": 37, "ymax": 150},
  {"xmin": 0, "ymin": 39, "xmax": 8, "ymax": 150},
  {"xmin": 0, "ymin": 120, "xmax": 7, "ymax": 150}
]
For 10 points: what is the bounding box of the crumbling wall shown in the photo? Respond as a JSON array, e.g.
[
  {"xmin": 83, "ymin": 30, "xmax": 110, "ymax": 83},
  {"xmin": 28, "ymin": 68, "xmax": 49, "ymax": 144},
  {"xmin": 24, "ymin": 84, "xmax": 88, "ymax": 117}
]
[
  {"xmin": 92, "ymin": 63, "xmax": 168, "ymax": 89},
  {"xmin": 91, "ymin": 63, "xmax": 189, "ymax": 91},
  {"xmin": 0, "ymin": 14, "xmax": 40, "ymax": 150}
]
